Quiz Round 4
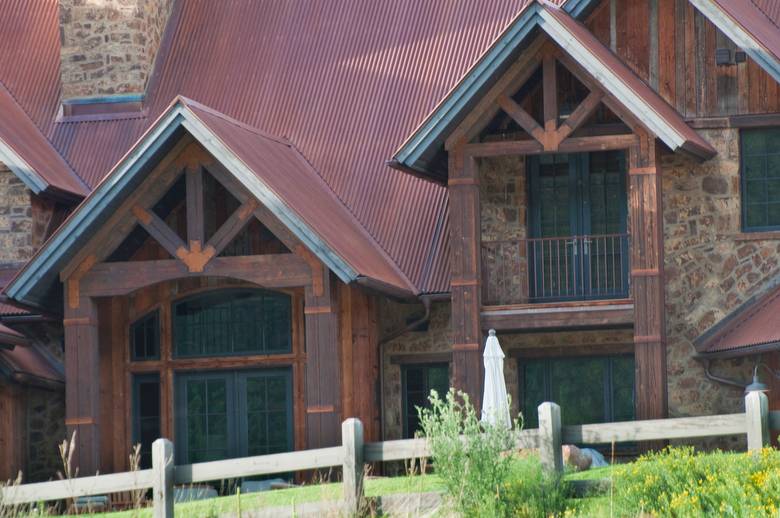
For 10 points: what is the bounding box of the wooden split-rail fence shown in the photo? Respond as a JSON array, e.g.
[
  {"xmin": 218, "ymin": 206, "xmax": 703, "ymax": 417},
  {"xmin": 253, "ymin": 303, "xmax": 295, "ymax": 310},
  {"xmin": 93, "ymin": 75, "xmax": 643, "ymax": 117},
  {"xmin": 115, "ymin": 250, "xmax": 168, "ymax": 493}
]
[{"xmin": 1, "ymin": 392, "xmax": 776, "ymax": 517}]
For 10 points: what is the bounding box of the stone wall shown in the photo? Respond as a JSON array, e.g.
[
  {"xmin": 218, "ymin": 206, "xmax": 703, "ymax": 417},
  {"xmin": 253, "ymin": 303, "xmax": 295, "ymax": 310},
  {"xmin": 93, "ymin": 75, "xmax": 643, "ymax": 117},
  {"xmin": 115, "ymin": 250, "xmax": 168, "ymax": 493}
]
[
  {"xmin": 479, "ymin": 156, "xmax": 528, "ymax": 305},
  {"xmin": 25, "ymin": 387, "xmax": 66, "ymax": 482},
  {"xmin": 0, "ymin": 165, "xmax": 33, "ymax": 262},
  {"xmin": 58, "ymin": 0, "xmax": 175, "ymax": 99},
  {"xmin": 662, "ymin": 127, "xmax": 780, "ymax": 422}
]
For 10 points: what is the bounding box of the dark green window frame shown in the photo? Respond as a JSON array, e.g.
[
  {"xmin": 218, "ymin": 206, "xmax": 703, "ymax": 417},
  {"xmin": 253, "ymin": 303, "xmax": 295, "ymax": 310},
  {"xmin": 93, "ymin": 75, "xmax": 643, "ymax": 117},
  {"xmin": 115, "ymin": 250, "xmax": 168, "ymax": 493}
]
[
  {"xmin": 401, "ymin": 363, "xmax": 450, "ymax": 439},
  {"xmin": 173, "ymin": 289, "xmax": 292, "ymax": 358},
  {"xmin": 741, "ymin": 128, "xmax": 780, "ymax": 232},
  {"xmin": 520, "ymin": 355, "xmax": 635, "ymax": 429},
  {"xmin": 174, "ymin": 368, "xmax": 293, "ymax": 465},
  {"xmin": 130, "ymin": 310, "xmax": 160, "ymax": 361},
  {"xmin": 132, "ymin": 373, "xmax": 161, "ymax": 469}
]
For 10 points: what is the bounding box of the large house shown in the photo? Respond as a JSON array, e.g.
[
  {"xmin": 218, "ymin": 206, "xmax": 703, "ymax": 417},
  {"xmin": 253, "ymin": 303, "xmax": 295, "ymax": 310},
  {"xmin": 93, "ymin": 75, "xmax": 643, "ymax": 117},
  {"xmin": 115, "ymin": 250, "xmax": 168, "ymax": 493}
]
[{"xmin": 1, "ymin": 0, "xmax": 780, "ymax": 481}]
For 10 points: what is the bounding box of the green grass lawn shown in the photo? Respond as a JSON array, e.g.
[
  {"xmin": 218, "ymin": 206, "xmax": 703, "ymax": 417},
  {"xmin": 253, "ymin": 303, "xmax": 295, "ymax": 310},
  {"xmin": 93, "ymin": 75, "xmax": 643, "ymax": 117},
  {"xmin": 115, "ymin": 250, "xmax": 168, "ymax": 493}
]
[
  {"xmin": 68, "ymin": 466, "xmax": 619, "ymax": 517},
  {"xmin": 75, "ymin": 474, "xmax": 445, "ymax": 517}
]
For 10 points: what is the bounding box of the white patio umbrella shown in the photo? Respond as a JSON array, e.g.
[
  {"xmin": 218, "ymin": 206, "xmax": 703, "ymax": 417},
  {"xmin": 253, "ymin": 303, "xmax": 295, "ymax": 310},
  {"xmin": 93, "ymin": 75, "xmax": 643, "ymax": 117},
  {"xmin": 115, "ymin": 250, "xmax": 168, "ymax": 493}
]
[{"xmin": 481, "ymin": 329, "xmax": 511, "ymax": 428}]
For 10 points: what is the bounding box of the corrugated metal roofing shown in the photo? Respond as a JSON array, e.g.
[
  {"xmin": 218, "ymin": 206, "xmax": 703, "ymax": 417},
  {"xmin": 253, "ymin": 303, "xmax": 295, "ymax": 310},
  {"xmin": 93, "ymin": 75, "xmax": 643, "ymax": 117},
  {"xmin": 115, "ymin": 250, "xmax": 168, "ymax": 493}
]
[
  {"xmin": 184, "ymin": 98, "xmax": 416, "ymax": 293},
  {"xmin": 713, "ymin": 0, "xmax": 780, "ymax": 63},
  {"xmin": 0, "ymin": 83, "xmax": 88, "ymax": 198},
  {"xmin": 38, "ymin": 0, "xmax": 536, "ymax": 293},
  {"xmin": 0, "ymin": 343, "xmax": 64, "ymax": 385},
  {"xmin": 698, "ymin": 284, "xmax": 780, "ymax": 357}
]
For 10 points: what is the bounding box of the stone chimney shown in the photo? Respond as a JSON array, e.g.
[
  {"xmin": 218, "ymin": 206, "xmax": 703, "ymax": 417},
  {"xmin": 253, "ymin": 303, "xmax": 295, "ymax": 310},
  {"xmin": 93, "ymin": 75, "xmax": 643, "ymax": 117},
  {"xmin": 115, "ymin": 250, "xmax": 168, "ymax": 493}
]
[{"xmin": 58, "ymin": 0, "xmax": 175, "ymax": 103}]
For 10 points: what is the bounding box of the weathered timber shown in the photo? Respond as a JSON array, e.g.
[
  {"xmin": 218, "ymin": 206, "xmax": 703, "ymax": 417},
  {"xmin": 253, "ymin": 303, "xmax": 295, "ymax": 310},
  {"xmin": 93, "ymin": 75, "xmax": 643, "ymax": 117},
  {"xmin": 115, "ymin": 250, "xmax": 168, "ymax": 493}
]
[
  {"xmin": 562, "ymin": 413, "xmax": 747, "ymax": 443},
  {"xmin": 481, "ymin": 303, "xmax": 634, "ymax": 331},
  {"xmin": 80, "ymin": 255, "xmax": 311, "ymax": 296}
]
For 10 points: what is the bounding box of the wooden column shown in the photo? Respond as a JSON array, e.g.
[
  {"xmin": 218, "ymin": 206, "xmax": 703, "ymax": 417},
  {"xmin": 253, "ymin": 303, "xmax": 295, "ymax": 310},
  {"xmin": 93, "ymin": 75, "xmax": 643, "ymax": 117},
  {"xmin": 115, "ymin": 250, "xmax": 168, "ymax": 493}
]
[
  {"xmin": 448, "ymin": 147, "xmax": 483, "ymax": 407},
  {"xmin": 303, "ymin": 260, "xmax": 341, "ymax": 448},
  {"xmin": 628, "ymin": 133, "xmax": 667, "ymax": 422},
  {"xmin": 63, "ymin": 288, "xmax": 101, "ymax": 475}
]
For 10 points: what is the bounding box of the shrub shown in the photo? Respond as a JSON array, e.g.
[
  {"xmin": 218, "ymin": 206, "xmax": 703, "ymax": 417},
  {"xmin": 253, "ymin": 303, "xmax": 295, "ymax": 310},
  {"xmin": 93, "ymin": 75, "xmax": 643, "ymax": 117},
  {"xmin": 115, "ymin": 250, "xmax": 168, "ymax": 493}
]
[
  {"xmin": 503, "ymin": 454, "xmax": 572, "ymax": 518},
  {"xmin": 614, "ymin": 446, "xmax": 780, "ymax": 517},
  {"xmin": 417, "ymin": 389, "xmax": 517, "ymax": 517}
]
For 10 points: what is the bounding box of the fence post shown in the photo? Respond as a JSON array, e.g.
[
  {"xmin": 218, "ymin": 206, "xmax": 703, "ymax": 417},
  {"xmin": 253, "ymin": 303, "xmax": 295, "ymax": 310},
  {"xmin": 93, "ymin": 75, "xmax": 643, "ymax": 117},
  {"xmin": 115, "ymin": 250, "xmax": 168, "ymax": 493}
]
[
  {"xmin": 152, "ymin": 438, "xmax": 174, "ymax": 518},
  {"xmin": 538, "ymin": 402, "xmax": 563, "ymax": 475},
  {"xmin": 746, "ymin": 391, "xmax": 769, "ymax": 452},
  {"xmin": 342, "ymin": 418, "xmax": 365, "ymax": 515}
]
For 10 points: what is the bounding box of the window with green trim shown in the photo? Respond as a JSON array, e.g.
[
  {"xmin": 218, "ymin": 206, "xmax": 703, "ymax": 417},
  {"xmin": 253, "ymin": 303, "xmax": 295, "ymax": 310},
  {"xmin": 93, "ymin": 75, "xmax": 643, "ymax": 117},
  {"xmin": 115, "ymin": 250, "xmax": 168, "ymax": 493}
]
[
  {"xmin": 741, "ymin": 128, "xmax": 780, "ymax": 231},
  {"xmin": 173, "ymin": 289, "xmax": 292, "ymax": 357},
  {"xmin": 521, "ymin": 355, "xmax": 634, "ymax": 429},
  {"xmin": 132, "ymin": 374, "xmax": 161, "ymax": 468},
  {"xmin": 130, "ymin": 310, "xmax": 160, "ymax": 361},
  {"xmin": 401, "ymin": 363, "xmax": 450, "ymax": 439}
]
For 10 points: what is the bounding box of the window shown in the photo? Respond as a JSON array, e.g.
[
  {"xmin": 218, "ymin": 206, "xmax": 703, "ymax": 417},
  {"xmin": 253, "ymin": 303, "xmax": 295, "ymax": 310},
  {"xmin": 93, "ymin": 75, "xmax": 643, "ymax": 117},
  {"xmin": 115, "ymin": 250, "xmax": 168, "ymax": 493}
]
[
  {"xmin": 173, "ymin": 289, "xmax": 292, "ymax": 357},
  {"xmin": 130, "ymin": 311, "xmax": 160, "ymax": 361},
  {"xmin": 521, "ymin": 356, "xmax": 634, "ymax": 428},
  {"xmin": 401, "ymin": 363, "xmax": 450, "ymax": 438},
  {"xmin": 175, "ymin": 369, "xmax": 293, "ymax": 464},
  {"xmin": 132, "ymin": 374, "xmax": 161, "ymax": 468},
  {"xmin": 741, "ymin": 128, "xmax": 780, "ymax": 231}
]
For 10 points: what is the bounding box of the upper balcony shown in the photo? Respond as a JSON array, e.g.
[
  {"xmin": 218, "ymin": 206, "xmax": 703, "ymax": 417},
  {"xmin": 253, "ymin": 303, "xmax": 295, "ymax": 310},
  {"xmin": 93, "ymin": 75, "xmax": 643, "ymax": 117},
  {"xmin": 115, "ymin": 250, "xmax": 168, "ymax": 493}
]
[{"xmin": 481, "ymin": 232, "xmax": 630, "ymax": 306}]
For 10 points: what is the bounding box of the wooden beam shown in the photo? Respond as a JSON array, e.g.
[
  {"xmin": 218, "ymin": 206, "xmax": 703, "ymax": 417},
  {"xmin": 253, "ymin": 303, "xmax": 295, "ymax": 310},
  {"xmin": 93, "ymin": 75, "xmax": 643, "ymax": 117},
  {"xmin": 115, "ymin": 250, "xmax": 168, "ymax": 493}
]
[
  {"xmin": 304, "ymin": 267, "xmax": 341, "ymax": 448},
  {"xmin": 61, "ymin": 135, "xmax": 195, "ymax": 280},
  {"xmin": 64, "ymin": 295, "xmax": 101, "ymax": 476},
  {"xmin": 445, "ymin": 38, "xmax": 545, "ymax": 150},
  {"xmin": 556, "ymin": 90, "xmax": 604, "ymax": 142},
  {"xmin": 185, "ymin": 165, "xmax": 205, "ymax": 247},
  {"xmin": 131, "ymin": 205, "xmax": 187, "ymax": 259},
  {"xmin": 448, "ymin": 146, "xmax": 482, "ymax": 408},
  {"xmin": 481, "ymin": 303, "xmax": 634, "ymax": 332},
  {"xmin": 542, "ymin": 55, "xmax": 558, "ymax": 134},
  {"xmin": 207, "ymin": 198, "xmax": 260, "ymax": 255},
  {"xmin": 496, "ymin": 94, "xmax": 545, "ymax": 143},
  {"xmin": 628, "ymin": 132, "xmax": 667, "ymax": 425},
  {"xmin": 79, "ymin": 254, "xmax": 311, "ymax": 297},
  {"xmin": 463, "ymin": 134, "xmax": 636, "ymax": 158}
]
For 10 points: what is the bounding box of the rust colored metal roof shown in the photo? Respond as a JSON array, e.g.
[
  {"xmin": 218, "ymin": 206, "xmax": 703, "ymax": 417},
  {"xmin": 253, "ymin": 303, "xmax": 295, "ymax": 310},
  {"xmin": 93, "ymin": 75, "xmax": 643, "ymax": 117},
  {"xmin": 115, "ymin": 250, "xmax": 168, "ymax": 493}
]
[
  {"xmin": 697, "ymin": 284, "xmax": 780, "ymax": 358},
  {"xmin": 38, "ymin": 0, "xmax": 534, "ymax": 294},
  {"xmin": 183, "ymin": 98, "xmax": 416, "ymax": 294},
  {"xmin": 0, "ymin": 323, "xmax": 29, "ymax": 347},
  {"xmin": 0, "ymin": 266, "xmax": 30, "ymax": 316},
  {"xmin": 0, "ymin": 83, "xmax": 88, "ymax": 198},
  {"xmin": 751, "ymin": 0, "xmax": 780, "ymax": 26},
  {"xmin": 0, "ymin": 342, "xmax": 64, "ymax": 386},
  {"xmin": 717, "ymin": 0, "xmax": 780, "ymax": 61}
]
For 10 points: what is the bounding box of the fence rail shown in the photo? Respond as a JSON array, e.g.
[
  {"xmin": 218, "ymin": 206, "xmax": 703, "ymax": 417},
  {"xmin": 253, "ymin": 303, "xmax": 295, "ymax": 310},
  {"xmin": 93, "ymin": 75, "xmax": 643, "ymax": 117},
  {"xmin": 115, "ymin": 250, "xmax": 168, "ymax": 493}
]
[{"xmin": 1, "ymin": 393, "xmax": 775, "ymax": 517}]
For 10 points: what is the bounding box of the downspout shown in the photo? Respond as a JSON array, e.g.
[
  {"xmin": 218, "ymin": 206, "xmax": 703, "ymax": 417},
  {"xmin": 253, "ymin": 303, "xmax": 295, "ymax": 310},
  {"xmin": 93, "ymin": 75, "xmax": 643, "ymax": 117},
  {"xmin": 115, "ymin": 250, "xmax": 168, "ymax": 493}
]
[
  {"xmin": 701, "ymin": 358, "xmax": 751, "ymax": 389},
  {"xmin": 377, "ymin": 295, "xmax": 435, "ymax": 442}
]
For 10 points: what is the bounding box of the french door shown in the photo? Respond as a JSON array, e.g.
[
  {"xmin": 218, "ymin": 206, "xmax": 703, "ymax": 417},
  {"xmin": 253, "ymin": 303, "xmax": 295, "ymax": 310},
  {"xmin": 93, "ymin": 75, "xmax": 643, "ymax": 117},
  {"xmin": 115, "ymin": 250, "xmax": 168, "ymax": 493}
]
[
  {"xmin": 174, "ymin": 368, "xmax": 293, "ymax": 464},
  {"xmin": 528, "ymin": 151, "xmax": 628, "ymax": 301}
]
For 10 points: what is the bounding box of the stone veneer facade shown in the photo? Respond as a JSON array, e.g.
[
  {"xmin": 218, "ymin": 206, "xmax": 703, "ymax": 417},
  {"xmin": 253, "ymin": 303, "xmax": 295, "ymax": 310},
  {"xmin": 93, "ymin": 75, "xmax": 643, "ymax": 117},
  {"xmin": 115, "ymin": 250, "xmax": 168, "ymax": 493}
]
[
  {"xmin": 25, "ymin": 388, "xmax": 66, "ymax": 482},
  {"xmin": 0, "ymin": 165, "xmax": 34, "ymax": 262},
  {"xmin": 381, "ymin": 127, "xmax": 777, "ymax": 449},
  {"xmin": 58, "ymin": 0, "xmax": 175, "ymax": 99}
]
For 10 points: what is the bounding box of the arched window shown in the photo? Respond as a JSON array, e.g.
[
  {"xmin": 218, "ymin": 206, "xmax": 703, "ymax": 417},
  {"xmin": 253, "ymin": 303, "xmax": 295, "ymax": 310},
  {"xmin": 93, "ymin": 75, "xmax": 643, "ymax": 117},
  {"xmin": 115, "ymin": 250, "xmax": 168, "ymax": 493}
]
[{"xmin": 173, "ymin": 289, "xmax": 292, "ymax": 357}]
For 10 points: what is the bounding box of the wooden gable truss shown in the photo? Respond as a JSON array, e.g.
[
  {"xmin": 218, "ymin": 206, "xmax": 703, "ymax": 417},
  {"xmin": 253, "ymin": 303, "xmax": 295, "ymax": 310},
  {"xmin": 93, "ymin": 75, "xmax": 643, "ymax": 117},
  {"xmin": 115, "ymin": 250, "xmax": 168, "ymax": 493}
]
[{"xmin": 60, "ymin": 137, "xmax": 342, "ymax": 473}]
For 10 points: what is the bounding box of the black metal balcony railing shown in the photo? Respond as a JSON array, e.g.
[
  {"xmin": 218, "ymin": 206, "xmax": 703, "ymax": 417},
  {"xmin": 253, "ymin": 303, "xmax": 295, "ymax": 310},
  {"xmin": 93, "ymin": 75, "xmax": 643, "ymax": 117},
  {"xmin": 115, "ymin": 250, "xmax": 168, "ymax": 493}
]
[{"xmin": 480, "ymin": 233, "xmax": 630, "ymax": 306}]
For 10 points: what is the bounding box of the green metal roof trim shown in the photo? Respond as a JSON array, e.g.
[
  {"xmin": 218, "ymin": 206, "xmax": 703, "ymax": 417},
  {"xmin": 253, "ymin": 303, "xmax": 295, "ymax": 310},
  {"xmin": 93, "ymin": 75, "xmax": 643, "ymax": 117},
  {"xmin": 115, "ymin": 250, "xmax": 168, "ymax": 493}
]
[{"xmin": 5, "ymin": 98, "xmax": 413, "ymax": 310}]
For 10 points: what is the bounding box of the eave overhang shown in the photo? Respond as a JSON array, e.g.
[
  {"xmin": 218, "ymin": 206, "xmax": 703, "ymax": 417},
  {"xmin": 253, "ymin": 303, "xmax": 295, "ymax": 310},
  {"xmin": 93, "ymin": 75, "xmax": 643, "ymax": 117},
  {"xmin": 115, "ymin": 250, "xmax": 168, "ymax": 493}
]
[
  {"xmin": 690, "ymin": 0, "xmax": 780, "ymax": 85},
  {"xmin": 5, "ymin": 97, "xmax": 415, "ymax": 309},
  {"xmin": 392, "ymin": 0, "xmax": 716, "ymax": 181}
]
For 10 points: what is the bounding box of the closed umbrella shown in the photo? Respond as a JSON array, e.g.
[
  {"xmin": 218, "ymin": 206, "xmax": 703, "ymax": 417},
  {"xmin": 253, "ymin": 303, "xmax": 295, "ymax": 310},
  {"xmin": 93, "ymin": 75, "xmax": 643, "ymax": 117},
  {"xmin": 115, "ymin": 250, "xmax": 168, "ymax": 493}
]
[{"xmin": 481, "ymin": 329, "xmax": 511, "ymax": 428}]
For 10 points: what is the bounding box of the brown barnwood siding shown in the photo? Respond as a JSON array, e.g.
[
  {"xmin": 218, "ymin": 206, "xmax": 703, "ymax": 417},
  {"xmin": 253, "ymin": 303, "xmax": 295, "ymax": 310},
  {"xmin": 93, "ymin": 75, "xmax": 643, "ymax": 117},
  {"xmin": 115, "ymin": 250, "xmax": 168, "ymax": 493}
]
[
  {"xmin": 0, "ymin": 383, "xmax": 25, "ymax": 481},
  {"xmin": 585, "ymin": 0, "xmax": 780, "ymax": 118}
]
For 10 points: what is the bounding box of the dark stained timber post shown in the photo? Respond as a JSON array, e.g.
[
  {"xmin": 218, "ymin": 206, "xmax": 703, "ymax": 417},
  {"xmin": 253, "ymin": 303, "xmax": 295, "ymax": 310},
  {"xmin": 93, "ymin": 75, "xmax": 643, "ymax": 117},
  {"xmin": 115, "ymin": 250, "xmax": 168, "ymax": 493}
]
[
  {"xmin": 448, "ymin": 147, "xmax": 483, "ymax": 408},
  {"xmin": 629, "ymin": 132, "xmax": 668, "ymax": 450},
  {"xmin": 63, "ymin": 289, "xmax": 101, "ymax": 475}
]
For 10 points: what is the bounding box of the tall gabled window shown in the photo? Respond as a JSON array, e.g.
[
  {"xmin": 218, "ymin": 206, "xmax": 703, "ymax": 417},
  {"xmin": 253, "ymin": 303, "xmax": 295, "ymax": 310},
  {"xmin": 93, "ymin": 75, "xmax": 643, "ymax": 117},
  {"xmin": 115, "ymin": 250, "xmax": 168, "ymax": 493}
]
[
  {"xmin": 741, "ymin": 128, "xmax": 780, "ymax": 231},
  {"xmin": 130, "ymin": 310, "xmax": 160, "ymax": 361}
]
